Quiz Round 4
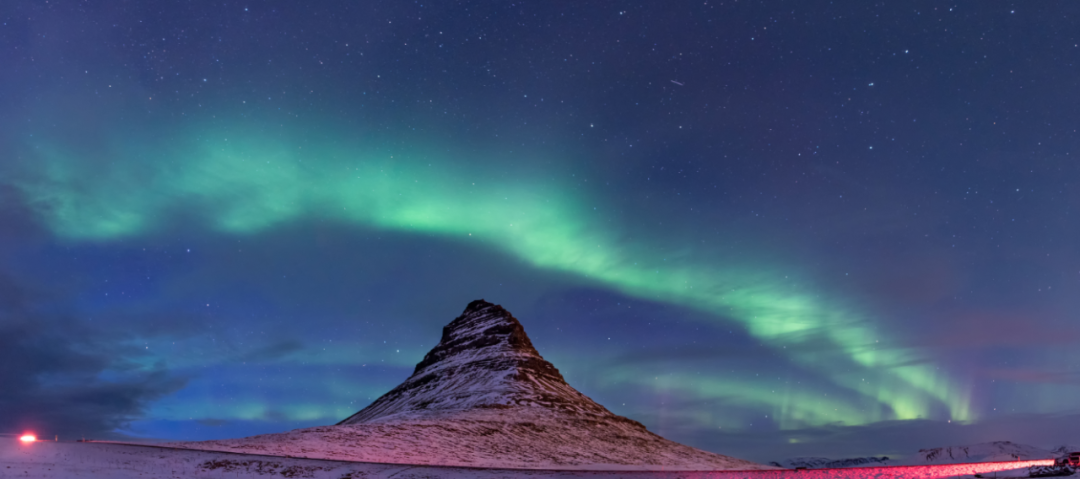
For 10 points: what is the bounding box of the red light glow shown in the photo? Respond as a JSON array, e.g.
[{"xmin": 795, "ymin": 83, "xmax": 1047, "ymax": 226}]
[{"xmin": 19, "ymin": 434, "xmax": 37, "ymax": 443}]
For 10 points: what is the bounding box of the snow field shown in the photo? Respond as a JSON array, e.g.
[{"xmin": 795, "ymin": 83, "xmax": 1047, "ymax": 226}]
[{"xmin": 0, "ymin": 441, "xmax": 1056, "ymax": 479}]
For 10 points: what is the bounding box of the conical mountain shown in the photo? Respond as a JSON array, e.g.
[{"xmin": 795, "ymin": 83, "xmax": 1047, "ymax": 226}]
[
  {"xmin": 171, "ymin": 300, "xmax": 770, "ymax": 471},
  {"xmin": 339, "ymin": 299, "xmax": 630, "ymax": 425}
]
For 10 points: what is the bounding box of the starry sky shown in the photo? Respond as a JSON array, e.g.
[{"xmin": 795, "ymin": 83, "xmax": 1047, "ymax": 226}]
[{"xmin": 1, "ymin": 1, "xmax": 1078, "ymax": 462}]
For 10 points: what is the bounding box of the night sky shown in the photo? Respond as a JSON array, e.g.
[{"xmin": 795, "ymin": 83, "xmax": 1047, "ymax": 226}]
[{"xmin": 1, "ymin": 1, "xmax": 1078, "ymax": 462}]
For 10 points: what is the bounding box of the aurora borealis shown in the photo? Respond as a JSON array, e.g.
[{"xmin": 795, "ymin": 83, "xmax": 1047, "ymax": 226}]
[{"xmin": 1, "ymin": 1, "xmax": 1078, "ymax": 462}]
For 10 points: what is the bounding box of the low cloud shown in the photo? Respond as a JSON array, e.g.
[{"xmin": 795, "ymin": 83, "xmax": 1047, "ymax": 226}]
[
  {"xmin": 0, "ymin": 272, "xmax": 186, "ymax": 439},
  {"xmin": 238, "ymin": 340, "xmax": 304, "ymax": 363}
]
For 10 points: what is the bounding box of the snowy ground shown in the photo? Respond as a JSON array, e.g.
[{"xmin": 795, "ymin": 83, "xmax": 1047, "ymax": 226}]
[{"xmin": 0, "ymin": 440, "xmax": 1057, "ymax": 479}]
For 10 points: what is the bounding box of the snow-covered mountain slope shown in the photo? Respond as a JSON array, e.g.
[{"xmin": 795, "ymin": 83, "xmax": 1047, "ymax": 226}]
[
  {"xmin": 339, "ymin": 299, "xmax": 620, "ymax": 425},
  {"xmin": 769, "ymin": 457, "xmax": 892, "ymax": 469},
  {"xmin": 169, "ymin": 409, "xmax": 761, "ymax": 470},
  {"xmin": 1050, "ymin": 445, "xmax": 1080, "ymax": 456},
  {"xmin": 168, "ymin": 300, "xmax": 769, "ymax": 471},
  {"xmin": 912, "ymin": 441, "xmax": 1057, "ymax": 464}
]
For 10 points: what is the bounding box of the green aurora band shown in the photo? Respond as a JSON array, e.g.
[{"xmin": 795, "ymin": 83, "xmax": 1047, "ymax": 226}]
[{"xmin": 10, "ymin": 129, "xmax": 973, "ymax": 429}]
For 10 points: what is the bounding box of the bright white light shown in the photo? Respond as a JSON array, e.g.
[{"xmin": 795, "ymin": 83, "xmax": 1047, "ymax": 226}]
[{"xmin": 19, "ymin": 434, "xmax": 36, "ymax": 443}]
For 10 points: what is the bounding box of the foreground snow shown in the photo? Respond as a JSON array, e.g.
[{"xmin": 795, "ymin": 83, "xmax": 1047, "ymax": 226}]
[{"xmin": 0, "ymin": 441, "xmax": 1058, "ymax": 479}]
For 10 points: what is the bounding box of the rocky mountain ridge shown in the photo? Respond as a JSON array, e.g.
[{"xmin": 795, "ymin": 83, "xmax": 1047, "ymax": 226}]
[{"xmin": 338, "ymin": 299, "xmax": 628, "ymax": 425}]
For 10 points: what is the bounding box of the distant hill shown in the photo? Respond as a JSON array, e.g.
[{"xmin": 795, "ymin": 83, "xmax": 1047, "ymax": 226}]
[
  {"xmin": 912, "ymin": 441, "xmax": 1057, "ymax": 464},
  {"xmin": 1050, "ymin": 445, "xmax": 1080, "ymax": 457}
]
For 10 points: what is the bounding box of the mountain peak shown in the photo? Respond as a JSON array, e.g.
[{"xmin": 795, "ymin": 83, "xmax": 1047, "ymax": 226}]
[
  {"xmin": 339, "ymin": 299, "xmax": 614, "ymax": 425},
  {"xmin": 411, "ymin": 299, "xmax": 544, "ymax": 375}
]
